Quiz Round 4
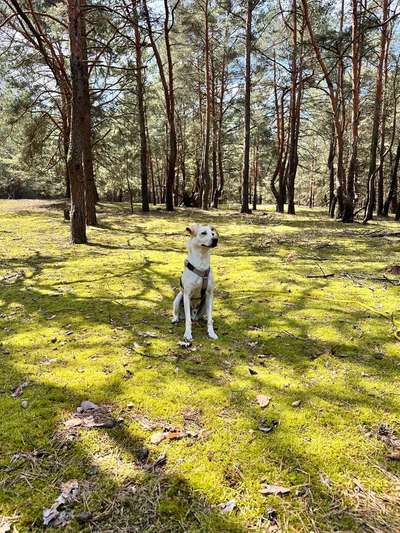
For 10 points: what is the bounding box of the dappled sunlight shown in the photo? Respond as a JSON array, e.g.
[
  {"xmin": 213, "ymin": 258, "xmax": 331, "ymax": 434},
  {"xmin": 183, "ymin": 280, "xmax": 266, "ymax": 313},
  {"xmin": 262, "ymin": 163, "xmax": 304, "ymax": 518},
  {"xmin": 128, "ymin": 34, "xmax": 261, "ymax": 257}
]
[{"xmin": 1, "ymin": 201, "xmax": 400, "ymax": 531}]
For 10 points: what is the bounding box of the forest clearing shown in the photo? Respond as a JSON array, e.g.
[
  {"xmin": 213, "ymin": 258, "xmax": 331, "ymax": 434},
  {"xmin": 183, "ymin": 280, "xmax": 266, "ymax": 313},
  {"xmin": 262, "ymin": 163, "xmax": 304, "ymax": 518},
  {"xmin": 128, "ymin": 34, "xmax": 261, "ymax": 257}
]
[{"xmin": 0, "ymin": 200, "xmax": 399, "ymax": 532}]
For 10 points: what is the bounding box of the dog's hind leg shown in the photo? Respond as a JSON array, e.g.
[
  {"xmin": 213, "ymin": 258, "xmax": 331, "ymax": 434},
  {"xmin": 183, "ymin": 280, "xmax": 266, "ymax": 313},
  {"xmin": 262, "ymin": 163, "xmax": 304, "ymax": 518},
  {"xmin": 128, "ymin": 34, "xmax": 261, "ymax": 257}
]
[{"xmin": 172, "ymin": 292, "xmax": 183, "ymax": 324}]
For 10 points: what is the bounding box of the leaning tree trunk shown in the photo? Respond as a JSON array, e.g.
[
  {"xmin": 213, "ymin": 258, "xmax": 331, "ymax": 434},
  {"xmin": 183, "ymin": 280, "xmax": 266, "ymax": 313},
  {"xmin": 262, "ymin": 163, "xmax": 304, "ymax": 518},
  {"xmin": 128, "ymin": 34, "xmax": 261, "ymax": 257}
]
[
  {"xmin": 241, "ymin": 0, "xmax": 252, "ymax": 214},
  {"xmin": 67, "ymin": 0, "xmax": 87, "ymax": 244}
]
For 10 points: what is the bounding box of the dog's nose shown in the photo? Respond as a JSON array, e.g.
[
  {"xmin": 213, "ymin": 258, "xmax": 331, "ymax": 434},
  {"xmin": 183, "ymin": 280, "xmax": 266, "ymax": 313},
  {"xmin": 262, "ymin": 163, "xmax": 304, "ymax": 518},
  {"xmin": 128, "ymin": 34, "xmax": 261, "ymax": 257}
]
[{"xmin": 211, "ymin": 238, "xmax": 218, "ymax": 247}]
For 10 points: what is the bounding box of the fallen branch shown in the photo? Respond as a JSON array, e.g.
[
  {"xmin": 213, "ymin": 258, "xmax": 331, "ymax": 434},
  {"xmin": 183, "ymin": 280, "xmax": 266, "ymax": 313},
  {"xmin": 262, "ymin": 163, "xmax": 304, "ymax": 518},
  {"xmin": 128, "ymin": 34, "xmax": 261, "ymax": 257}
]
[{"xmin": 306, "ymin": 273, "xmax": 335, "ymax": 279}]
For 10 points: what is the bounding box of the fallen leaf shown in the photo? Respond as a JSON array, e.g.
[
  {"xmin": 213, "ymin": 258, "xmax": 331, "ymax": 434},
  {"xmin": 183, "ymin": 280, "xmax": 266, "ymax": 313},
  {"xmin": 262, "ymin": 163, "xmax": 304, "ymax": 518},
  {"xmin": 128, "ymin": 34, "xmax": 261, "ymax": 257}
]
[
  {"xmin": 291, "ymin": 400, "xmax": 301, "ymax": 407},
  {"xmin": 152, "ymin": 453, "xmax": 167, "ymax": 468},
  {"xmin": 259, "ymin": 419, "xmax": 279, "ymax": 433},
  {"xmin": 79, "ymin": 400, "xmax": 98, "ymax": 411},
  {"xmin": 138, "ymin": 331, "xmax": 158, "ymax": 338},
  {"xmin": 43, "ymin": 479, "xmax": 79, "ymax": 527},
  {"xmin": 64, "ymin": 405, "xmax": 116, "ymax": 429},
  {"xmin": 259, "ymin": 484, "xmax": 290, "ymax": 496},
  {"xmin": 387, "ymin": 449, "xmax": 400, "ymax": 461},
  {"xmin": 218, "ymin": 499, "xmax": 236, "ymax": 513},
  {"xmin": 150, "ymin": 432, "xmax": 167, "ymax": 444},
  {"xmin": 248, "ymin": 368, "xmax": 258, "ymax": 375},
  {"xmin": 319, "ymin": 472, "xmax": 332, "ymax": 486},
  {"xmin": 387, "ymin": 265, "xmax": 400, "ymax": 275},
  {"xmin": 150, "ymin": 429, "xmax": 188, "ymax": 444},
  {"xmin": 178, "ymin": 341, "xmax": 192, "ymax": 348},
  {"xmin": 11, "ymin": 381, "xmax": 28, "ymax": 398},
  {"xmin": 256, "ymin": 395, "xmax": 271, "ymax": 408},
  {"xmin": 0, "ymin": 517, "xmax": 12, "ymax": 533}
]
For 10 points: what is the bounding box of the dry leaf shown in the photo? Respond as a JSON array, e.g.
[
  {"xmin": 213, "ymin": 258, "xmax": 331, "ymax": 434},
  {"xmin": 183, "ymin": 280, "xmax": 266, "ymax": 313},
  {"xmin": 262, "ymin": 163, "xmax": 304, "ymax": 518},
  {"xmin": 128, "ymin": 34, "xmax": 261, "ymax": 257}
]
[
  {"xmin": 43, "ymin": 479, "xmax": 79, "ymax": 527},
  {"xmin": 11, "ymin": 381, "xmax": 28, "ymax": 398},
  {"xmin": 218, "ymin": 499, "xmax": 236, "ymax": 513},
  {"xmin": 259, "ymin": 484, "xmax": 290, "ymax": 496},
  {"xmin": 150, "ymin": 430, "xmax": 188, "ymax": 444},
  {"xmin": 256, "ymin": 395, "xmax": 271, "ymax": 408},
  {"xmin": 291, "ymin": 400, "xmax": 301, "ymax": 407},
  {"xmin": 387, "ymin": 449, "xmax": 400, "ymax": 461},
  {"xmin": 0, "ymin": 517, "xmax": 12, "ymax": 533},
  {"xmin": 79, "ymin": 401, "xmax": 98, "ymax": 411}
]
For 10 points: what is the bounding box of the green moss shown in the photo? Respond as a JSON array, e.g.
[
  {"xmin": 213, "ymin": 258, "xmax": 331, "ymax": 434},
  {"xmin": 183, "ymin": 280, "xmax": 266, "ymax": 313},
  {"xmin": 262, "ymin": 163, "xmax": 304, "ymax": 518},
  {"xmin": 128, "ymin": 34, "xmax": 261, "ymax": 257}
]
[{"xmin": 0, "ymin": 200, "xmax": 399, "ymax": 532}]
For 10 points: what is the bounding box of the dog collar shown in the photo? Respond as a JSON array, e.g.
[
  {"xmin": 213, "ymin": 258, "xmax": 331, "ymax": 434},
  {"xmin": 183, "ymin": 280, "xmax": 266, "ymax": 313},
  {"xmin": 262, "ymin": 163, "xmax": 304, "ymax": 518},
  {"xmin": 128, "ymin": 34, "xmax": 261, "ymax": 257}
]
[{"xmin": 184, "ymin": 259, "xmax": 210, "ymax": 278}]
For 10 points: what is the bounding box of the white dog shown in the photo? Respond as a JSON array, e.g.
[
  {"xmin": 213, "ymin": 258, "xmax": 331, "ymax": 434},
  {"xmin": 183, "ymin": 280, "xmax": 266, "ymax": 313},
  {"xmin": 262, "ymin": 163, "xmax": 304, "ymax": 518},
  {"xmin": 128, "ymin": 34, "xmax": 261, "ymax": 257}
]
[{"xmin": 172, "ymin": 223, "xmax": 219, "ymax": 341}]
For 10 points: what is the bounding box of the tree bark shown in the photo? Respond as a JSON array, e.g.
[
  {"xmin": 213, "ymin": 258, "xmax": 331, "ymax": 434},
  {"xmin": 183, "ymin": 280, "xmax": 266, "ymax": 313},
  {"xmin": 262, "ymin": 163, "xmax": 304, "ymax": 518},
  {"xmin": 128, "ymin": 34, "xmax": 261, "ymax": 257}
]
[
  {"xmin": 383, "ymin": 140, "xmax": 400, "ymax": 216},
  {"xmin": 201, "ymin": 0, "xmax": 211, "ymax": 210},
  {"xmin": 133, "ymin": 1, "xmax": 149, "ymax": 212},
  {"xmin": 363, "ymin": 0, "xmax": 389, "ymax": 223},
  {"xmin": 143, "ymin": 0, "xmax": 177, "ymax": 211},
  {"xmin": 67, "ymin": 0, "xmax": 87, "ymax": 244},
  {"xmin": 80, "ymin": 0, "xmax": 97, "ymax": 226},
  {"xmin": 343, "ymin": 0, "xmax": 361, "ymax": 222},
  {"xmin": 241, "ymin": 0, "xmax": 253, "ymax": 214}
]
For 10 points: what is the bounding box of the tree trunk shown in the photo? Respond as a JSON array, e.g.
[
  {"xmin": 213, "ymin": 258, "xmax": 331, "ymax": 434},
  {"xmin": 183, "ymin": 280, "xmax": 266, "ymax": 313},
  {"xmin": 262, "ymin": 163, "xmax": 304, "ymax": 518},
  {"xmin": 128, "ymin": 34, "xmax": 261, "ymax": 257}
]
[
  {"xmin": 133, "ymin": 1, "xmax": 149, "ymax": 212},
  {"xmin": 383, "ymin": 140, "xmax": 400, "ymax": 216},
  {"xmin": 201, "ymin": 0, "xmax": 212, "ymax": 209},
  {"xmin": 363, "ymin": 0, "xmax": 389, "ymax": 223},
  {"xmin": 143, "ymin": 0, "xmax": 177, "ymax": 211},
  {"xmin": 67, "ymin": 0, "xmax": 87, "ymax": 244},
  {"xmin": 285, "ymin": 0, "xmax": 299, "ymax": 215},
  {"xmin": 343, "ymin": 0, "xmax": 360, "ymax": 223},
  {"xmin": 327, "ymin": 127, "xmax": 336, "ymax": 217},
  {"xmin": 241, "ymin": 0, "xmax": 252, "ymax": 214},
  {"xmin": 80, "ymin": 0, "xmax": 97, "ymax": 226}
]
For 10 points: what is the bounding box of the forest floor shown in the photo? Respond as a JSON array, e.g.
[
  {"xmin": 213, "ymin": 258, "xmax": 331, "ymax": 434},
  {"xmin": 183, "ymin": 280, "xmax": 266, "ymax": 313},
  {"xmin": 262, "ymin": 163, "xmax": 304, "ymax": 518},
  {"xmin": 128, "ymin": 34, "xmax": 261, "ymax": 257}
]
[{"xmin": 1, "ymin": 199, "xmax": 400, "ymax": 533}]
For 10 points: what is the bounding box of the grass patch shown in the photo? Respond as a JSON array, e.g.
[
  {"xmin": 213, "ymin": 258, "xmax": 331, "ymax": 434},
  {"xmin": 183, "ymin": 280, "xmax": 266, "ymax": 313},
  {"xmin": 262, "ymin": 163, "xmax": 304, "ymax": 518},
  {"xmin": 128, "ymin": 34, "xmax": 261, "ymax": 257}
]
[{"xmin": 0, "ymin": 199, "xmax": 400, "ymax": 532}]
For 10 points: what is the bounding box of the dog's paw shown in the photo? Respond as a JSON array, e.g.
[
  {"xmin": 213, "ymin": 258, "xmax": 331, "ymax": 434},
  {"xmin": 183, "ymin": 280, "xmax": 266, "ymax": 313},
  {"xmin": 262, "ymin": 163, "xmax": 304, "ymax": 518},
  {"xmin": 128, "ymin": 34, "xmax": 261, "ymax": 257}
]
[
  {"xmin": 183, "ymin": 331, "xmax": 193, "ymax": 342},
  {"xmin": 208, "ymin": 331, "xmax": 218, "ymax": 340},
  {"xmin": 171, "ymin": 317, "xmax": 179, "ymax": 324}
]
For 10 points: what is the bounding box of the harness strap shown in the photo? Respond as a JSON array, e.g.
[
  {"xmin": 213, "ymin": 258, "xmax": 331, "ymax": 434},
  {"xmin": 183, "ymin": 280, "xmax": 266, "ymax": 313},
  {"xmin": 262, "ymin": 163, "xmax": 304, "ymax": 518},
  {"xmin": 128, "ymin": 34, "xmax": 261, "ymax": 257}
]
[{"xmin": 180, "ymin": 260, "xmax": 210, "ymax": 301}]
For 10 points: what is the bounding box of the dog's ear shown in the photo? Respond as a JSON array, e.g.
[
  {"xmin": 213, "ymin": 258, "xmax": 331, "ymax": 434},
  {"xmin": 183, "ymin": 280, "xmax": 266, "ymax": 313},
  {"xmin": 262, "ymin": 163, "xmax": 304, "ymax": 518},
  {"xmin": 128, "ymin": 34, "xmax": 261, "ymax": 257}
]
[{"xmin": 186, "ymin": 224, "xmax": 198, "ymax": 236}]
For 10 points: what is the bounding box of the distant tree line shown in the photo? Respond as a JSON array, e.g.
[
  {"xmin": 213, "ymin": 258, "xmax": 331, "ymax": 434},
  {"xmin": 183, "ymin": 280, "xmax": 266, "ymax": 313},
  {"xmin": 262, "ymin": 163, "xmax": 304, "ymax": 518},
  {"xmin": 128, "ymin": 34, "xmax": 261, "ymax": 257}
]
[{"xmin": 0, "ymin": 0, "xmax": 399, "ymax": 243}]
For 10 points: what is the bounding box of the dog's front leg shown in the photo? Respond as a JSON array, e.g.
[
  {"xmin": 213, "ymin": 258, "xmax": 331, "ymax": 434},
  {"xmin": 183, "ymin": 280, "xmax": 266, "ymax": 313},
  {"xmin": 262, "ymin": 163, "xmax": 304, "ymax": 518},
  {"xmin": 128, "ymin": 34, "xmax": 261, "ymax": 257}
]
[
  {"xmin": 183, "ymin": 291, "xmax": 193, "ymax": 341},
  {"xmin": 205, "ymin": 290, "xmax": 218, "ymax": 340}
]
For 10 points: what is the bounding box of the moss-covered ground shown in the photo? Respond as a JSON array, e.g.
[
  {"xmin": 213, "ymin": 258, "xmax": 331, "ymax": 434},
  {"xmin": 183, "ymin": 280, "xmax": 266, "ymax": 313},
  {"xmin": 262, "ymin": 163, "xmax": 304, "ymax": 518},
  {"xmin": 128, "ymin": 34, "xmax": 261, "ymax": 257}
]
[{"xmin": 0, "ymin": 199, "xmax": 400, "ymax": 532}]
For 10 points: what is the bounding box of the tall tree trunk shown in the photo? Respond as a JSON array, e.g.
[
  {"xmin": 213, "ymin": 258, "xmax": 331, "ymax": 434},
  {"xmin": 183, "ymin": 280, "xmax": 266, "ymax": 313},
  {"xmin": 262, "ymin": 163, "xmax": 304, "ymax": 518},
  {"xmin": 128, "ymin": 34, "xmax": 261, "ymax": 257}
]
[
  {"xmin": 67, "ymin": 0, "xmax": 87, "ymax": 244},
  {"xmin": 201, "ymin": 0, "xmax": 212, "ymax": 209},
  {"xmin": 301, "ymin": 0, "xmax": 345, "ymax": 219},
  {"xmin": 363, "ymin": 0, "xmax": 389, "ymax": 223},
  {"xmin": 343, "ymin": 0, "xmax": 361, "ymax": 222},
  {"xmin": 143, "ymin": 0, "xmax": 177, "ymax": 211},
  {"xmin": 327, "ymin": 126, "xmax": 336, "ymax": 217},
  {"xmin": 213, "ymin": 34, "xmax": 227, "ymax": 208},
  {"xmin": 80, "ymin": 0, "xmax": 97, "ymax": 226},
  {"xmin": 286, "ymin": 0, "xmax": 299, "ymax": 215},
  {"xmin": 241, "ymin": 0, "xmax": 252, "ymax": 214},
  {"xmin": 133, "ymin": 1, "xmax": 149, "ymax": 212},
  {"xmin": 383, "ymin": 140, "xmax": 400, "ymax": 216},
  {"xmin": 210, "ymin": 49, "xmax": 218, "ymax": 207}
]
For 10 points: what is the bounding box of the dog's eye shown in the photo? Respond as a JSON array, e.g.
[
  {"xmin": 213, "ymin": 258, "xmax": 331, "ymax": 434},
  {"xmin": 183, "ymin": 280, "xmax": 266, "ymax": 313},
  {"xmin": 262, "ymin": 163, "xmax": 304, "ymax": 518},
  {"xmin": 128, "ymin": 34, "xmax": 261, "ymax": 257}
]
[{"xmin": 201, "ymin": 231, "xmax": 207, "ymax": 236}]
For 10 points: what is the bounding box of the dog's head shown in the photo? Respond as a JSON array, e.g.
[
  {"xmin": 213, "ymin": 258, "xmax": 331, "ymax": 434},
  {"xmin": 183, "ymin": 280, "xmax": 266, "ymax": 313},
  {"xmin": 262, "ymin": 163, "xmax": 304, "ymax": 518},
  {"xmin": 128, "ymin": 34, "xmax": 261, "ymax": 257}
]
[{"xmin": 186, "ymin": 224, "xmax": 219, "ymax": 249}]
